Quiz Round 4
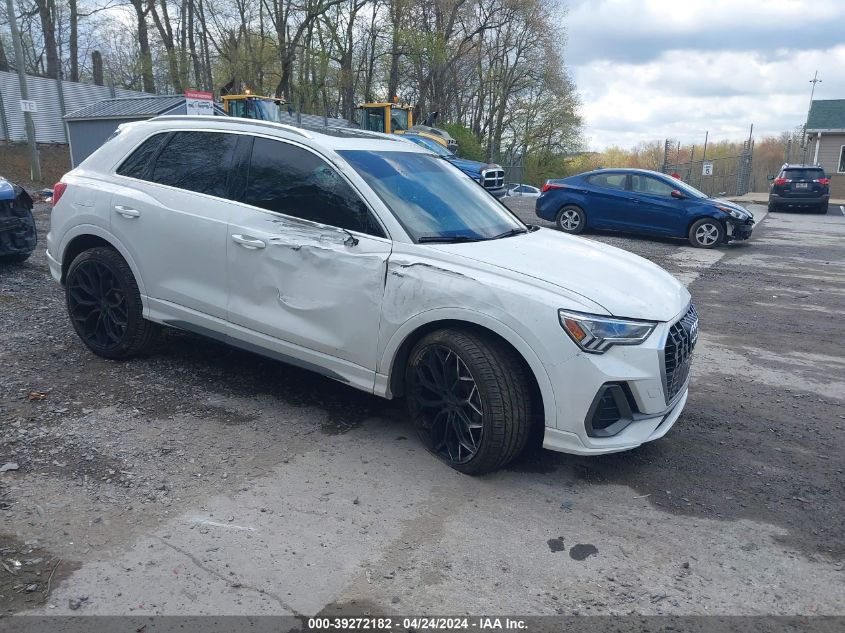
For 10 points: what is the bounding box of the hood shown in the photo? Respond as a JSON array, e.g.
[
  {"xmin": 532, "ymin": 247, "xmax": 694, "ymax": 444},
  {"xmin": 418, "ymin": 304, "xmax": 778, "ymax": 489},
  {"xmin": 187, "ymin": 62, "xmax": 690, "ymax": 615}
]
[
  {"xmin": 447, "ymin": 156, "xmax": 500, "ymax": 177},
  {"xmin": 447, "ymin": 156, "xmax": 483, "ymax": 175},
  {"xmin": 705, "ymin": 198, "xmax": 754, "ymax": 221},
  {"xmin": 429, "ymin": 228, "xmax": 690, "ymax": 322}
]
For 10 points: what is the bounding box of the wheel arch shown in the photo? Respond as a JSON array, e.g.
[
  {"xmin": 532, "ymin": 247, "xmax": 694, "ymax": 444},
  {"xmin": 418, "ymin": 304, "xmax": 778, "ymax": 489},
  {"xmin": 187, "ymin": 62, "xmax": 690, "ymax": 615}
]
[
  {"xmin": 59, "ymin": 226, "xmax": 147, "ymax": 297},
  {"xmin": 380, "ymin": 311, "xmax": 555, "ymax": 430},
  {"xmin": 557, "ymin": 202, "xmax": 587, "ymax": 227},
  {"xmin": 686, "ymin": 213, "xmax": 726, "ymax": 236},
  {"xmin": 558, "ymin": 201, "xmax": 586, "ymax": 214}
]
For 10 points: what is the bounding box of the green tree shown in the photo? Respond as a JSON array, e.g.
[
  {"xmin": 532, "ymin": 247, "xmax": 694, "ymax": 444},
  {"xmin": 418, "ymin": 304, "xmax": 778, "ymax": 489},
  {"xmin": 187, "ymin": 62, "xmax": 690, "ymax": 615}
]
[{"xmin": 442, "ymin": 123, "xmax": 484, "ymax": 161}]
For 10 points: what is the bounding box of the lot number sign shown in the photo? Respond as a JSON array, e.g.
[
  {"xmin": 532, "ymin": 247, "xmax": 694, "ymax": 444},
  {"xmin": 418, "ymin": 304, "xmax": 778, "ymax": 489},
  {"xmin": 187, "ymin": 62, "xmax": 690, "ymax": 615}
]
[{"xmin": 702, "ymin": 161, "xmax": 714, "ymax": 176}]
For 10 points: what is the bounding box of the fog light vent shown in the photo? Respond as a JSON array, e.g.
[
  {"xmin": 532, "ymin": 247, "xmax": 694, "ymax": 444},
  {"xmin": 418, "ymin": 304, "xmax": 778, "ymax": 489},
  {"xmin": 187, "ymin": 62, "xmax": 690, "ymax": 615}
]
[
  {"xmin": 585, "ymin": 383, "xmax": 636, "ymax": 438},
  {"xmin": 594, "ymin": 391, "xmax": 621, "ymax": 429}
]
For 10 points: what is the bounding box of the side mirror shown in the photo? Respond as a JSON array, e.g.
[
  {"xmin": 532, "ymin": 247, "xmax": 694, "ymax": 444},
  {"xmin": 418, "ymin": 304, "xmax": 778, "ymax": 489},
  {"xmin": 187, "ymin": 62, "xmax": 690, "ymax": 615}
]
[{"xmin": 670, "ymin": 189, "xmax": 686, "ymax": 200}]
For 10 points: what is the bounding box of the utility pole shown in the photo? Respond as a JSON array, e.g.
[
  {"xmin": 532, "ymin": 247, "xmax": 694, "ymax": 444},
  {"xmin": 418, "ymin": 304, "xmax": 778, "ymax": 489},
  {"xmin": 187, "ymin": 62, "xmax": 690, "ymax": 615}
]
[
  {"xmin": 4, "ymin": 0, "xmax": 41, "ymax": 181},
  {"xmin": 802, "ymin": 70, "xmax": 822, "ymax": 166}
]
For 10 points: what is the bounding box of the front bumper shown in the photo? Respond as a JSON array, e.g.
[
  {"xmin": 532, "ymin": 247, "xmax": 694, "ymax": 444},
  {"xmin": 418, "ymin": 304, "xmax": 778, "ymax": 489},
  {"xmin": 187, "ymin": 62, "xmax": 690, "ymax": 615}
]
[
  {"xmin": 0, "ymin": 199, "xmax": 37, "ymax": 257},
  {"xmin": 726, "ymin": 218, "xmax": 753, "ymax": 241},
  {"xmin": 544, "ymin": 387, "xmax": 688, "ymax": 455},
  {"xmin": 541, "ymin": 303, "xmax": 696, "ymax": 455}
]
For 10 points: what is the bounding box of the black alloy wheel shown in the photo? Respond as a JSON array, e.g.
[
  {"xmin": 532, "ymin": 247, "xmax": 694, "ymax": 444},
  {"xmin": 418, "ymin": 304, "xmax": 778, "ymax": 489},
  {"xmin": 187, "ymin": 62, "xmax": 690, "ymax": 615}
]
[
  {"xmin": 405, "ymin": 328, "xmax": 533, "ymax": 474},
  {"xmin": 412, "ymin": 344, "xmax": 485, "ymax": 465},
  {"xmin": 65, "ymin": 247, "xmax": 158, "ymax": 358}
]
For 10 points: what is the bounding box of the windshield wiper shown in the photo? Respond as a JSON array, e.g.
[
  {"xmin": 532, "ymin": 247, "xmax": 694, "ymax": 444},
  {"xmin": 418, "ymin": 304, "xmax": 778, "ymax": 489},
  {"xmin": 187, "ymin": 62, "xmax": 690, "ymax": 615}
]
[
  {"xmin": 417, "ymin": 235, "xmax": 481, "ymax": 243},
  {"xmin": 487, "ymin": 227, "xmax": 529, "ymax": 240}
]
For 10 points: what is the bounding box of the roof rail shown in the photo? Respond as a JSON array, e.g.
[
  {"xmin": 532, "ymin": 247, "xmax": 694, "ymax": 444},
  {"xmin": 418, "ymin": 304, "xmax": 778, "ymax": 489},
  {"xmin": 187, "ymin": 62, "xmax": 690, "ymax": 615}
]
[
  {"xmin": 151, "ymin": 115, "xmax": 313, "ymax": 139},
  {"xmin": 299, "ymin": 125, "xmax": 401, "ymax": 142}
]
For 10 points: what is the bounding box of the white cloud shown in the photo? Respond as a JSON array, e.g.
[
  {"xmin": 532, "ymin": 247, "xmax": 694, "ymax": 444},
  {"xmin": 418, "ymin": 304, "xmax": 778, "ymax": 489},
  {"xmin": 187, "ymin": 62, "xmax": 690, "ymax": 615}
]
[{"xmin": 564, "ymin": 0, "xmax": 845, "ymax": 149}]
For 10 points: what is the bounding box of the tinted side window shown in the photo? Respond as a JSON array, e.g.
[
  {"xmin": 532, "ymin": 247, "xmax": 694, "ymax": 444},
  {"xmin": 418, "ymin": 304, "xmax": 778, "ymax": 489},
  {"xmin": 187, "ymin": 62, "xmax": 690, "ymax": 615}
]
[
  {"xmin": 587, "ymin": 173, "xmax": 626, "ymax": 190},
  {"xmin": 116, "ymin": 133, "xmax": 169, "ymax": 179},
  {"xmin": 631, "ymin": 175, "xmax": 675, "ymax": 197},
  {"xmin": 245, "ymin": 137, "xmax": 384, "ymax": 237},
  {"xmin": 151, "ymin": 131, "xmax": 238, "ymax": 197}
]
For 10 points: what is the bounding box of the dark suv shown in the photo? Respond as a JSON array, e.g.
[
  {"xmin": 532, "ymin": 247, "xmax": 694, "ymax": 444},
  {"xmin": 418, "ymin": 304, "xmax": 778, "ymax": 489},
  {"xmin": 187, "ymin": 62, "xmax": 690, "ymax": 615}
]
[{"xmin": 768, "ymin": 164, "xmax": 830, "ymax": 214}]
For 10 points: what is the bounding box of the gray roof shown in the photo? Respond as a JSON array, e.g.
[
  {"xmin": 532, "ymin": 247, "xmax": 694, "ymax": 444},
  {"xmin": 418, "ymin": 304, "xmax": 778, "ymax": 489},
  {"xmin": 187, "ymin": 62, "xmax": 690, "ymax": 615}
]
[
  {"xmin": 64, "ymin": 96, "xmax": 187, "ymax": 120},
  {"xmin": 65, "ymin": 94, "xmax": 353, "ymax": 127},
  {"xmin": 806, "ymin": 99, "xmax": 845, "ymax": 131},
  {"xmin": 276, "ymin": 110, "xmax": 351, "ymax": 128}
]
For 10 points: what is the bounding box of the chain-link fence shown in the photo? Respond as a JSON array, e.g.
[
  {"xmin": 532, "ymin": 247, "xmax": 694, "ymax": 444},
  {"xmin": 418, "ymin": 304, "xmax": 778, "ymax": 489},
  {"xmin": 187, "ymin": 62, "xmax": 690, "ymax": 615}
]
[
  {"xmin": 501, "ymin": 163, "xmax": 525, "ymax": 188},
  {"xmin": 661, "ymin": 139, "xmax": 754, "ymax": 197}
]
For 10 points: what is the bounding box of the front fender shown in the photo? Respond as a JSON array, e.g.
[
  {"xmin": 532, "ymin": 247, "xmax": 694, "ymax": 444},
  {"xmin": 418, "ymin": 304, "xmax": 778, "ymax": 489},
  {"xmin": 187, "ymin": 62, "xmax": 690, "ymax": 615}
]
[{"xmin": 375, "ymin": 306, "xmax": 557, "ymax": 430}]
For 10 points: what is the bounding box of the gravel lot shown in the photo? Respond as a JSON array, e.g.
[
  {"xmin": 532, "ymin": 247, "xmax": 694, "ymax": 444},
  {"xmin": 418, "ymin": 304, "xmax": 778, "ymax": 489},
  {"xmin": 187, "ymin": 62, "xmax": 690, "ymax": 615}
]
[{"xmin": 1, "ymin": 196, "xmax": 844, "ymax": 618}]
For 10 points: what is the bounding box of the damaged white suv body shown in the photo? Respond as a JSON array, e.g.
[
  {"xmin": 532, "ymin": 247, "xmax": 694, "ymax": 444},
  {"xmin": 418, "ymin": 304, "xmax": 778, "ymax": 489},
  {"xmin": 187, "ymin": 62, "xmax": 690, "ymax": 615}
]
[{"xmin": 48, "ymin": 117, "xmax": 698, "ymax": 474}]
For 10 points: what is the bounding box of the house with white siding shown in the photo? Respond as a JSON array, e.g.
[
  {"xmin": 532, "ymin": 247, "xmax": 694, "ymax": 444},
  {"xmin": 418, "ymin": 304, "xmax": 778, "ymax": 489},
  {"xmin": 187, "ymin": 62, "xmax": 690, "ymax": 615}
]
[{"xmin": 806, "ymin": 99, "xmax": 845, "ymax": 198}]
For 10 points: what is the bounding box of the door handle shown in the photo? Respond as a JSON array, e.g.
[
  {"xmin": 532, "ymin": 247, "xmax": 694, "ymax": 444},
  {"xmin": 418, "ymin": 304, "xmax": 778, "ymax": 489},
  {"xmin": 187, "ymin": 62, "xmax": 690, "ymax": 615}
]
[
  {"xmin": 231, "ymin": 234, "xmax": 266, "ymax": 250},
  {"xmin": 114, "ymin": 205, "xmax": 140, "ymax": 218}
]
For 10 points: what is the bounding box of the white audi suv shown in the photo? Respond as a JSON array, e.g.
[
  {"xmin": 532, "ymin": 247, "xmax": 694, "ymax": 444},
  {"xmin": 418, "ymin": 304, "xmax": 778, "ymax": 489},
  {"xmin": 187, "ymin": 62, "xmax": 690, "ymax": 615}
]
[{"xmin": 47, "ymin": 116, "xmax": 697, "ymax": 474}]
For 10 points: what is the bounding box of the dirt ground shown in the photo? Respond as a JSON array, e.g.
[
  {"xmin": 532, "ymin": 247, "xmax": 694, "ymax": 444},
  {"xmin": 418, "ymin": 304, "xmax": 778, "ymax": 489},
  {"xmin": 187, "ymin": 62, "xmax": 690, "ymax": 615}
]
[{"xmin": 1, "ymin": 197, "xmax": 844, "ymax": 619}]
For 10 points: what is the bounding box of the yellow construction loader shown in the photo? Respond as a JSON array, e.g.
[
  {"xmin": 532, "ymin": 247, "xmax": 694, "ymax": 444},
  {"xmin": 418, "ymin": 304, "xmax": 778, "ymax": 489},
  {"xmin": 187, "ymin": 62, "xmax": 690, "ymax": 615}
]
[
  {"xmin": 221, "ymin": 92, "xmax": 285, "ymax": 122},
  {"xmin": 358, "ymin": 99, "xmax": 457, "ymax": 152}
]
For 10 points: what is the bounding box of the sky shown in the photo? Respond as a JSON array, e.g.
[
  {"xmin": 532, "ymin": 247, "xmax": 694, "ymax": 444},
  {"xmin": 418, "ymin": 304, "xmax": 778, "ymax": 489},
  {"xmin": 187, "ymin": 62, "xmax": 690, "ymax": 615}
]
[{"xmin": 564, "ymin": 0, "xmax": 845, "ymax": 150}]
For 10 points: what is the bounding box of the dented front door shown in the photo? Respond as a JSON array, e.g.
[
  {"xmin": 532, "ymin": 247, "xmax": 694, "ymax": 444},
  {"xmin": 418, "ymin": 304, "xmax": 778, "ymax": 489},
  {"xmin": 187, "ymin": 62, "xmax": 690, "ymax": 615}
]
[{"xmin": 226, "ymin": 210, "xmax": 391, "ymax": 377}]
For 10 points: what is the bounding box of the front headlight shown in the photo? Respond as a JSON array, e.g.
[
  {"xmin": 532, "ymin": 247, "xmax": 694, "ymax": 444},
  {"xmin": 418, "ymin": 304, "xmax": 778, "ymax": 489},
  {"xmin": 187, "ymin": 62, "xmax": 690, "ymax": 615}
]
[
  {"xmin": 558, "ymin": 309, "xmax": 657, "ymax": 354},
  {"xmin": 716, "ymin": 206, "xmax": 744, "ymax": 220}
]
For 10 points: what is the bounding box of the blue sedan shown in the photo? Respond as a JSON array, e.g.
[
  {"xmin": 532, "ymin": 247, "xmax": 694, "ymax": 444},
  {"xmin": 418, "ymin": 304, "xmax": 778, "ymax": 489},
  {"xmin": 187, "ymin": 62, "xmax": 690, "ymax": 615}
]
[{"xmin": 535, "ymin": 169, "xmax": 755, "ymax": 248}]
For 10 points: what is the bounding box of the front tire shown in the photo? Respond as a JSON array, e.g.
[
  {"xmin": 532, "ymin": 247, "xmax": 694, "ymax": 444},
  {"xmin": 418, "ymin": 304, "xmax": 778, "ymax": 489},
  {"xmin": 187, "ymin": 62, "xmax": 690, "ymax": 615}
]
[
  {"xmin": 689, "ymin": 218, "xmax": 724, "ymax": 248},
  {"xmin": 65, "ymin": 247, "xmax": 158, "ymax": 359},
  {"xmin": 405, "ymin": 329, "xmax": 533, "ymax": 475},
  {"xmin": 556, "ymin": 205, "xmax": 586, "ymax": 234}
]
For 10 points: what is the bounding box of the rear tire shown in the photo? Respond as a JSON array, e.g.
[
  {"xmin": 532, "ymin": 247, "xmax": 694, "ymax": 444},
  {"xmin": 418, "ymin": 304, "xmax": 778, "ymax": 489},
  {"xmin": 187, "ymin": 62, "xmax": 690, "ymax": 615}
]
[
  {"xmin": 405, "ymin": 328, "xmax": 533, "ymax": 475},
  {"xmin": 556, "ymin": 205, "xmax": 586, "ymax": 234},
  {"xmin": 65, "ymin": 247, "xmax": 158, "ymax": 359},
  {"xmin": 817, "ymin": 202, "xmax": 829, "ymax": 215},
  {"xmin": 689, "ymin": 218, "xmax": 725, "ymax": 248},
  {"xmin": 767, "ymin": 202, "xmax": 777, "ymax": 213}
]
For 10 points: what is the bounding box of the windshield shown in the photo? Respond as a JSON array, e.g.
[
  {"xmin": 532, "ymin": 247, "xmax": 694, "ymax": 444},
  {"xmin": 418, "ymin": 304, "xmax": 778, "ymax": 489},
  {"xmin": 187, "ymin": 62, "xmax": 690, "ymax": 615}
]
[
  {"xmin": 669, "ymin": 177, "xmax": 709, "ymax": 199},
  {"xmin": 251, "ymin": 99, "xmax": 283, "ymax": 122},
  {"xmin": 403, "ymin": 135, "xmax": 452, "ymax": 157},
  {"xmin": 340, "ymin": 150, "xmax": 525, "ymax": 243},
  {"xmin": 391, "ymin": 109, "xmax": 409, "ymax": 131}
]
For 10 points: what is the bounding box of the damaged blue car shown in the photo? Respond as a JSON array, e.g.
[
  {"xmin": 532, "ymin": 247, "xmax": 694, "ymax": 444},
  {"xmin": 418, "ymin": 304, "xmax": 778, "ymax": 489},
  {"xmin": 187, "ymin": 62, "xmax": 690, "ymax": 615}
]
[{"xmin": 0, "ymin": 177, "xmax": 37, "ymax": 264}]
